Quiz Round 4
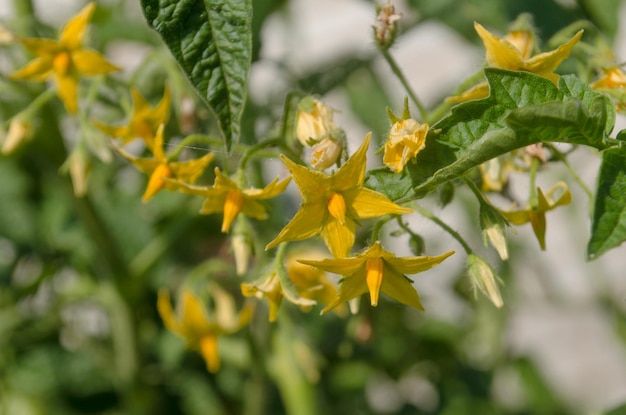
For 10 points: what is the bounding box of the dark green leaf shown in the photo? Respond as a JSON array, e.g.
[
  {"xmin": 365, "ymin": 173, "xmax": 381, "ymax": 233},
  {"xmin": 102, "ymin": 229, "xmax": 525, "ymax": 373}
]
[
  {"xmin": 140, "ymin": 0, "xmax": 252, "ymax": 151},
  {"xmin": 366, "ymin": 69, "xmax": 616, "ymax": 201},
  {"xmin": 587, "ymin": 144, "xmax": 626, "ymax": 259}
]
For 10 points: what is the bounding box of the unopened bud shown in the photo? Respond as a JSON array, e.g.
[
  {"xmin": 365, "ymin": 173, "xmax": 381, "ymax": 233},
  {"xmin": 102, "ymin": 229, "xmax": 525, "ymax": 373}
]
[
  {"xmin": 479, "ymin": 202, "xmax": 510, "ymax": 261},
  {"xmin": 310, "ymin": 137, "xmax": 342, "ymax": 169},
  {"xmin": 295, "ymin": 98, "xmax": 335, "ymax": 146},
  {"xmin": 232, "ymin": 216, "xmax": 252, "ymax": 276},
  {"xmin": 467, "ymin": 254, "xmax": 503, "ymax": 308},
  {"xmin": 374, "ymin": 3, "xmax": 401, "ymax": 50},
  {"xmin": 2, "ymin": 115, "xmax": 31, "ymax": 155}
]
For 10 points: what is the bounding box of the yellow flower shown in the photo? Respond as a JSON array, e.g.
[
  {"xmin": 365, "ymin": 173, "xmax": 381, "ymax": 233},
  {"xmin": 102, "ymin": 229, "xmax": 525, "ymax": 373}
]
[
  {"xmin": 158, "ymin": 285, "xmax": 252, "ymax": 373},
  {"xmin": 448, "ymin": 23, "xmax": 582, "ymax": 102},
  {"xmin": 592, "ymin": 67, "xmax": 626, "ymax": 89},
  {"xmin": 96, "ymin": 87, "xmax": 171, "ymax": 149},
  {"xmin": 383, "ymin": 118, "xmax": 428, "ymax": 173},
  {"xmin": 266, "ymin": 133, "xmax": 412, "ymax": 258},
  {"xmin": 299, "ymin": 241, "xmax": 454, "ymax": 314},
  {"xmin": 10, "ymin": 3, "xmax": 120, "ymax": 114},
  {"xmin": 295, "ymin": 98, "xmax": 335, "ymax": 146},
  {"xmin": 114, "ymin": 124, "xmax": 214, "ymax": 202},
  {"xmin": 500, "ymin": 181, "xmax": 571, "ymax": 250},
  {"xmin": 167, "ymin": 168, "xmax": 290, "ymax": 233}
]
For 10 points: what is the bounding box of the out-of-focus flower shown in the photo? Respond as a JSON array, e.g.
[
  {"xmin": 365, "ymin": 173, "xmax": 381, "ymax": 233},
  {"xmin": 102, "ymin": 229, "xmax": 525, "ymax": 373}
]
[
  {"xmin": 158, "ymin": 285, "xmax": 252, "ymax": 373},
  {"xmin": 295, "ymin": 98, "xmax": 335, "ymax": 146},
  {"xmin": 1, "ymin": 115, "xmax": 31, "ymax": 155},
  {"xmin": 299, "ymin": 241, "xmax": 454, "ymax": 314},
  {"xmin": 374, "ymin": 2, "xmax": 401, "ymax": 50},
  {"xmin": 62, "ymin": 144, "xmax": 91, "ymax": 197},
  {"xmin": 383, "ymin": 118, "xmax": 428, "ymax": 173},
  {"xmin": 467, "ymin": 254, "xmax": 503, "ymax": 308},
  {"xmin": 266, "ymin": 133, "xmax": 412, "ymax": 258},
  {"xmin": 500, "ymin": 181, "xmax": 572, "ymax": 250},
  {"xmin": 591, "ymin": 67, "xmax": 626, "ymax": 89},
  {"xmin": 448, "ymin": 22, "xmax": 582, "ymax": 102},
  {"xmin": 96, "ymin": 87, "xmax": 171, "ymax": 149},
  {"xmin": 10, "ymin": 3, "xmax": 120, "ymax": 113},
  {"xmin": 168, "ymin": 168, "xmax": 290, "ymax": 233},
  {"xmin": 114, "ymin": 124, "xmax": 214, "ymax": 202}
]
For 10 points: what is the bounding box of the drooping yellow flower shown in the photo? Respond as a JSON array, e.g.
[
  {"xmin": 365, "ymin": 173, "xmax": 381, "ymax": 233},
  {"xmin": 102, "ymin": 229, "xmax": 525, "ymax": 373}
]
[
  {"xmin": 241, "ymin": 248, "xmax": 341, "ymax": 321},
  {"xmin": 266, "ymin": 133, "xmax": 412, "ymax": 258},
  {"xmin": 383, "ymin": 118, "xmax": 429, "ymax": 173},
  {"xmin": 114, "ymin": 124, "xmax": 214, "ymax": 202},
  {"xmin": 158, "ymin": 285, "xmax": 252, "ymax": 373},
  {"xmin": 299, "ymin": 241, "xmax": 454, "ymax": 314},
  {"xmin": 96, "ymin": 87, "xmax": 171, "ymax": 149},
  {"xmin": 500, "ymin": 181, "xmax": 571, "ymax": 250},
  {"xmin": 10, "ymin": 3, "xmax": 120, "ymax": 114},
  {"xmin": 467, "ymin": 254, "xmax": 503, "ymax": 308},
  {"xmin": 167, "ymin": 168, "xmax": 290, "ymax": 233},
  {"xmin": 448, "ymin": 23, "xmax": 583, "ymax": 102},
  {"xmin": 1, "ymin": 114, "xmax": 31, "ymax": 155}
]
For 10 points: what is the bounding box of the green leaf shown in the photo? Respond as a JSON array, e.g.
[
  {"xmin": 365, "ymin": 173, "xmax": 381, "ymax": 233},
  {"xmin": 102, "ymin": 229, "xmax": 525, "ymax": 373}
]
[
  {"xmin": 140, "ymin": 0, "xmax": 252, "ymax": 151},
  {"xmin": 587, "ymin": 144, "xmax": 626, "ymax": 259},
  {"xmin": 366, "ymin": 69, "xmax": 616, "ymax": 201}
]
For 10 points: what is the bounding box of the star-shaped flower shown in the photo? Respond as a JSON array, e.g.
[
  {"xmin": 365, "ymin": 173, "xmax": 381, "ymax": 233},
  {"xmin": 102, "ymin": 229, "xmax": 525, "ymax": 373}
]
[
  {"xmin": 96, "ymin": 86, "xmax": 171, "ymax": 149},
  {"xmin": 157, "ymin": 285, "xmax": 252, "ymax": 373},
  {"xmin": 10, "ymin": 3, "xmax": 120, "ymax": 113},
  {"xmin": 448, "ymin": 23, "xmax": 582, "ymax": 102},
  {"xmin": 299, "ymin": 241, "xmax": 454, "ymax": 314},
  {"xmin": 499, "ymin": 181, "xmax": 571, "ymax": 250},
  {"xmin": 115, "ymin": 124, "xmax": 214, "ymax": 202},
  {"xmin": 266, "ymin": 133, "xmax": 412, "ymax": 257},
  {"xmin": 167, "ymin": 168, "xmax": 291, "ymax": 233}
]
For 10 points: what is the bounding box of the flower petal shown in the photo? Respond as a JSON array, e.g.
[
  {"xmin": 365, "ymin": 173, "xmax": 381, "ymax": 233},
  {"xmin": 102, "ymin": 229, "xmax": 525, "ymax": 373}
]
[
  {"xmin": 54, "ymin": 72, "xmax": 79, "ymax": 113},
  {"xmin": 332, "ymin": 133, "xmax": 370, "ymax": 190},
  {"xmin": 524, "ymin": 30, "xmax": 583, "ymax": 79},
  {"xmin": 170, "ymin": 152, "xmax": 214, "ymax": 184},
  {"xmin": 475, "ymin": 22, "xmax": 524, "ymax": 70},
  {"xmin": 321, "ymin": 269, "xmax": 368, "ymax": 314},
  {"xmin": 10, "ymin": 56, "xmax": 54, "ymax": 81},
  {"xmin": 72, "ymin": 49, "xmax": 120, "ymax": 75},
  {"xmin": 297, "ymin": 257, "xmax": 366, "ymax": 276},
  {"xmin": 59, "ymin": 2, "xmax": 96, "ymax": 50},
  {"xmin": 347, "ymin": 187, "xmax": 412, "ymax": 219},
  {"xmin": 320, "ymin": 215, "xmax": 356, "ymax": 258},
  {"xmin": 266, "ymin": 204, "xmax": 325, "ymax": 250},
  {"xmin": 157, "ymin": 289, "xmax": 182, "ymax": 334},
  {"xmin": 384, "ymin": 250, "xmax": 455, "ymax": 275},
  {"xmin": 244, "ymin": 176, "xmax": 291, "ymax": 200},
  {"xmin": 280, "ymin": 155, "xmax": 328, "ymax": 201},
  {"xmin": 199, "ymin": 335, "xmax": 220, "ymax": 373},
  {"xmin": 380, "ymin": 268, "xmax": 424, "ymax": 310}
]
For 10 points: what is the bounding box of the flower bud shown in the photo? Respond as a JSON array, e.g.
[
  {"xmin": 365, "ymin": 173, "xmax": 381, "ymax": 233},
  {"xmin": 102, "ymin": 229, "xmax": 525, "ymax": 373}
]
[
  {"xmin": 2, "ymin": 115, "xmax": 31, "ymax": 155},
  {"xmin": 467, "ymin": 254, "xmax": 503, "ymax": 308},
  {"xmin": 310, "ymin": 137, "xmax": 342, "ymax": 169},
  {"xmin": 295, "ymin": 98, "xmax": 335, "ymax": 146},
  {"xmin": 479, "ymin": 201, "xmax": 510, "ymax": 261},
  {"xmin": 374, "ymin": 3, "xmax": 401, "ymax": 50}
]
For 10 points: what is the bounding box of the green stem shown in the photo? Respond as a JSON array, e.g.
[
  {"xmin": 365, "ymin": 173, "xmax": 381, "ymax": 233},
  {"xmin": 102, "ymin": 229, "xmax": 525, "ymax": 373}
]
[
  {"xmin": 379, "ymin": 48, "xmax": 428, "ymax": 122},
  {"xmin": 427, "ymin": 69, "xmax": 484, "ymax": 124},
  {"xmin": 528, "ymin": 158, "xmax": 539, "ymax": 207},
  {"xmin": 12, "ymin": 0, "xmax": 36, "ymax": 35},
  {"xmin": 239, "ymin": 138, "xmax": 297, "ymax": 170},
  {"xmin": 413, "ymin": 203, "xmax": 473, "ymax": 255},
  {"xmin": 371, "ymin": 216, "xmax": 394, "ymax": 241}
]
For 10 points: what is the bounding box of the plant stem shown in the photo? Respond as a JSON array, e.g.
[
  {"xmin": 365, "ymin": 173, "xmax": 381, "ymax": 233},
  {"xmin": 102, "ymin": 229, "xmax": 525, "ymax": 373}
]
[
  {"xmin": 545, "ymin": 144, "xmax": 593, "ymax": 201},
  {"xmin": 12, "ymin": 0, "xmax": 36, "ymax": 35},
  {"xmin": 379, "ymin": 48, "xmax": 428, "ymax": 122},
  {"xmin": 413, "ymin": 203, "xmax": 473, "ymax": 254}
]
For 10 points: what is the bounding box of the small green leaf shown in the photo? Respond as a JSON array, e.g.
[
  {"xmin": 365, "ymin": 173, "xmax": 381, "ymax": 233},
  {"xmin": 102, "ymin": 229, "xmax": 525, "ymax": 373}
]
[
  {"xmin": 366, "ymin": 69, "xmax": 616, "ymax": 201},
  {"xmin": 140, "ymin": 0, "xmax": 252, "ymax": 151},
  {"xmin": 587, "ymin": 145, "xmax": 626, "ymax": 259}
]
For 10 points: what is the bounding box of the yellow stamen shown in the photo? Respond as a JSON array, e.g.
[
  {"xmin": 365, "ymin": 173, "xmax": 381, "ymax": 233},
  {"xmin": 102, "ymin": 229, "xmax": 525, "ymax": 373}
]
[
  {"xmin": 327, "ymin": 192, "xmax": 346, "ymax": 225},
  {"xmin": 142, "ymin": 163, "xmax": 172, "ymax": 202},
  {"xmin": 222, "ymin": 190, "xmax": 244, "ymax": 233},
  {"xmin": 365, "ymin": 257, "xmax": 384, "ymax": 306},
  {"xmin": 53, "ymin": 51, "xmax": 72, "ymax": 76}
]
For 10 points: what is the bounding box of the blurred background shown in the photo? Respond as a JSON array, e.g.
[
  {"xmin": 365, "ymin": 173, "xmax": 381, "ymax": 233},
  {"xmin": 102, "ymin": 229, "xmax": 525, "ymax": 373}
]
[{"xmin": 1, "ymin": 0, "xmax": 626, "ymax": 414}]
